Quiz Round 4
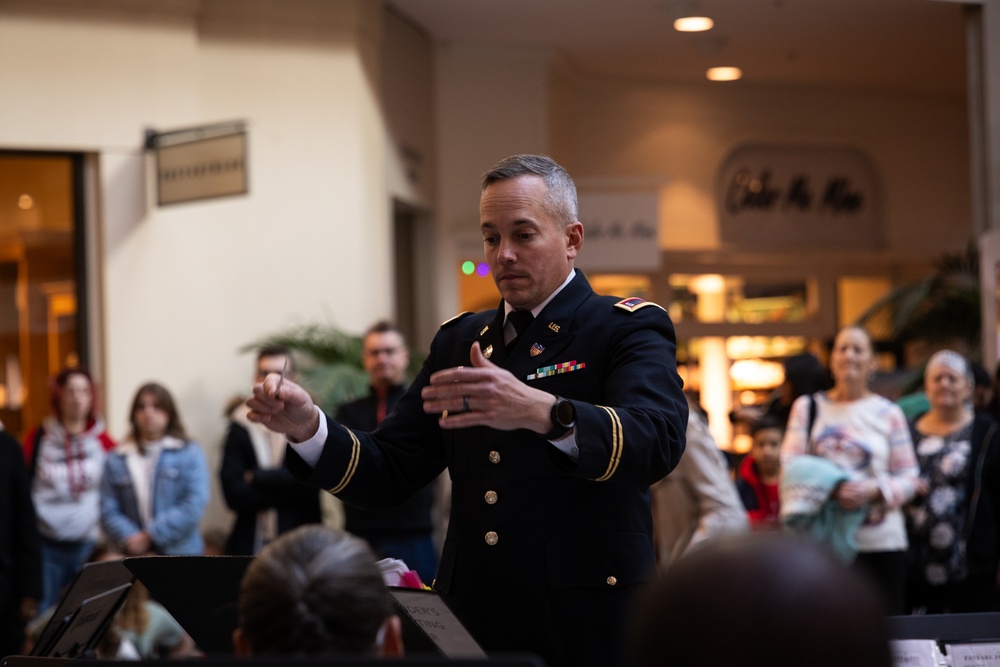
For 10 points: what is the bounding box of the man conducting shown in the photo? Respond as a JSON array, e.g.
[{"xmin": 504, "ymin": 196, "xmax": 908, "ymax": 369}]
[{"xmin": 247, "ymin": 154, "xmax": 688, "ymax": 667}]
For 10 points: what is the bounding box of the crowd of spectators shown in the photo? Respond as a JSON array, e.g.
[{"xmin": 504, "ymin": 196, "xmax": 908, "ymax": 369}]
[{"xmin": 3, "ymin": 325, "xmax": 1000, "ymax": 661}]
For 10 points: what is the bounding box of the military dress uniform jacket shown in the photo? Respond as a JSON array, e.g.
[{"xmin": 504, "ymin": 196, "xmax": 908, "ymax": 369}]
[{"xmin": 286, "ymin": 270, "xmax": 688, "ymax": 667}]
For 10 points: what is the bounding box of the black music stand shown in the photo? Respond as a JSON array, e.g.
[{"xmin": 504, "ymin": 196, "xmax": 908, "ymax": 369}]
[
  {"xmin": 123, "ymin": 555, "xmax": 253, "ymax": 655},
  {"xmin": 44, "ymin": 584, "xmax": 131, "ymax": 658},
  {"xmin": 888, "ymin": 612, "xmax": 1000, "ymax": 644},
  {"xmin": 29, "ymin": 559, "xmax": 134, "ymax": 658}
]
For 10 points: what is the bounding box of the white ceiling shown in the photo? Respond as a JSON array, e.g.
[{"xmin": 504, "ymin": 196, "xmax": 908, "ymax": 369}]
[{"xmin": 385, "ymin": 0, "xmax": 969, "ymax": 95}]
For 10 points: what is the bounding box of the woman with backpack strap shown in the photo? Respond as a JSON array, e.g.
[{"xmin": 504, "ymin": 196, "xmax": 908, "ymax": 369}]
[{"xmin": 781, "ymin": 326, "xmax": 920, "ymax": 614}]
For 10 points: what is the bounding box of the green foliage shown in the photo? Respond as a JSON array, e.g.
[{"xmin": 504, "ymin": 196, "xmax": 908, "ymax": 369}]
[
  {"xmin": 241, "ymin": 322, "xmax": 425, "ymax": 413},
  {"xmin": 240, "ymin": 323, "xmax": 369, "ymax": 412},
  {"xmin": 855, "ymin": 241, "xmax": 981, "ymax": 356}
]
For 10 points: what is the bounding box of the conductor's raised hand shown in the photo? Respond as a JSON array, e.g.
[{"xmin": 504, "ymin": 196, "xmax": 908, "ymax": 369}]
[
  {"xmin": 422, "ymin": 341, "xmax": 555, "ymax": 434},
  {"xmin": 246, "ymin": 374, "xmax": 321, "ymax": 443}
]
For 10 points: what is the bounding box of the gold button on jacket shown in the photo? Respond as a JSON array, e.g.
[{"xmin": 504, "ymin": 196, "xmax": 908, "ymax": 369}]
[
  {"xmin": 485, "ymin": 531, "xmax": 499, "ymax": 545},
  {"xmin": 484, "ymin": 490, "xmax": 498, "ymax": 504}
]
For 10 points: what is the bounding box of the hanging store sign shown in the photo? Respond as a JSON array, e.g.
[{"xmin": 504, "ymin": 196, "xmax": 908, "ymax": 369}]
[
  {"xmin": 716, "ymin": 144, "xmax": 880, "ymax": 250},
  {"xmin": 146, "ymin": 121, "xmax": 248, "ymax": 206},
  {"xmin": 577, "ymin": 191, "xmax": 660, "ymax": 272}
]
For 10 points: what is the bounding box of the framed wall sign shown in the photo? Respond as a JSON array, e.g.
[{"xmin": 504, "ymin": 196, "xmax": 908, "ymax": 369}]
[{"xmin": 147, "ymin": 121, "xmax": 248, "ymax": 206}]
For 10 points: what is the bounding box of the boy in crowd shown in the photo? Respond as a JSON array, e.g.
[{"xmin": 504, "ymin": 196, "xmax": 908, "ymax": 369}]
[{"xmin": 736, "ymin": 416, "xmax": 783, "ymax": 529}]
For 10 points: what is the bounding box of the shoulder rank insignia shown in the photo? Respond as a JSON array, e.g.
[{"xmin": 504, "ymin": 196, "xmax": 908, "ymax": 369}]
[
  {"xmin": 440, "ymin": 311, "xmax": 473, "ymax": 328},
  {"xmin": 614, "ymin": 297, "xmax": 665, "ymax": 313}
]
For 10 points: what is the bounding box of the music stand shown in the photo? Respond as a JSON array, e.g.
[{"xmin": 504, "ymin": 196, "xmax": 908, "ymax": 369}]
[
  {"xmin": 29, "ymin": 559, "xmax": 134, "ymax": 657},
  {"xmin": 388, "ymin": 588, "xmax": 487, "ymax": 658},
  {"xmin": 888, "ymin": 612, "xmax": 1000, "ymax": 644},
  {"xmin": 45, "ymin": 584, "xmax": 132, "ymax": 659},
  {"xmin": 123, "ymin": 555, "xmax": 252, "ymax": 655}
]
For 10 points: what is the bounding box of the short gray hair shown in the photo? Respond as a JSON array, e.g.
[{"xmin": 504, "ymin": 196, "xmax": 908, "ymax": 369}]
[
  {"xmin": 925, "ymin": 349, "xmax": 973, "ymax": 386},
  {"xmin": 481, "ymin": 154, "xmax": 578, "ymax": 226}
]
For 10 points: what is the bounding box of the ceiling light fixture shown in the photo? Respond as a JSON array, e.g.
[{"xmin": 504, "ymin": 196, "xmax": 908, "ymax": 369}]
[
  {"xmin": 706, "ymin": 66, "xmax": 743, "ymax": 82},
  {"xmin": 673, "ymin": 16, "xmax": 714, "ymax": 32}
]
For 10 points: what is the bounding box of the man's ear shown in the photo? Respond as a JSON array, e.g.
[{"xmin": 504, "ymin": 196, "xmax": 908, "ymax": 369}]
[
  {"xmin": 232, "ymin": 628, "xmax": 252, "ymax": 656},
  {"xmin": 565, "ymin": 221, "xmax": 584, "ymax": 259},
  {"xmin": 377, "ymin": 615, "xmax": 405, "ymax": 658}
]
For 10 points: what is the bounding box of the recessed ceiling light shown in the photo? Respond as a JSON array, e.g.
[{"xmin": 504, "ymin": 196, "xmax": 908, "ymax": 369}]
[
  {"xmin": 706, "ymin": 66, "xmax": 743, "ymax": 82},
  {"xmin": 673, "ymin": 16, "xmax": 714, "ymax": 32},
  {"xmin": 18, "ymin": 194, "xmax": 33, "ymax": 210}
]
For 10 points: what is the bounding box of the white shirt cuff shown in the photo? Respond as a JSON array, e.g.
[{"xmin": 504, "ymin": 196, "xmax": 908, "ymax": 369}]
[
  {"xmin": 287, "ymin": 405, "xmax": 328, "ymax": 468},
  {"xmin": 549, "ymin": 428, "xmax": 579, "ymax": 462}
]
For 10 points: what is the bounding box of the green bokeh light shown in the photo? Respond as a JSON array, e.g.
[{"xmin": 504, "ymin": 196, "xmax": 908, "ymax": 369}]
[{"xmin": 461, "ymin": 261, "xmax": 476, "ymax": 275}]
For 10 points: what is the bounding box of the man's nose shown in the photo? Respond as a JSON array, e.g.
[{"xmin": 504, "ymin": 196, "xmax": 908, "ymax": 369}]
[{"xmin": 496, "ymin": 239, "xmax": 515, "ymax": 263}]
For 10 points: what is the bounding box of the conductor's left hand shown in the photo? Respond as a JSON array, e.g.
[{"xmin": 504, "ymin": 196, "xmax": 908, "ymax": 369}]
[
  {"xmin": 246, "ymin": 375, "xmax": 321, "ymax": 443},
  {"xmin": 422, "ymin": 341, "xmax": 556, "ymax": 434}
]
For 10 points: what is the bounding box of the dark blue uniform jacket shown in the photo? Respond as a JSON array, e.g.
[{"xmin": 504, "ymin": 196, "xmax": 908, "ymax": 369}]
[{"xmin": 287, "ymin": 270, "xmax": 687, "ymax": 666}]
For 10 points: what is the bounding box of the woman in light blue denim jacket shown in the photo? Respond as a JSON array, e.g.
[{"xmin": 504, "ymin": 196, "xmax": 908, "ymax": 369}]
[{"xmin": 100, "ymin": 382, "xmax": 209, "ymax": 555}]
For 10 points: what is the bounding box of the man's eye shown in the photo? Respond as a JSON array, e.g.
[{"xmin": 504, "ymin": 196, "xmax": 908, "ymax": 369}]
[{"xmin": 484, "ymin": 236, "xmax": 498, "ymax": 245}]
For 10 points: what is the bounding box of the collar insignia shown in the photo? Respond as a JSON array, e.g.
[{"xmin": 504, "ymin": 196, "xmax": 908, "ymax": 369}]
[
  {"xmin": 483, "ymin": 344, "xmax": 494, "ymax": 359},
  {"xmin": 548, "ymin": 321, "xmax": 561, "ymax": 333},
  {"xmin": 479, "ymin": 325, "xmax": 490, "ymax": 336}
]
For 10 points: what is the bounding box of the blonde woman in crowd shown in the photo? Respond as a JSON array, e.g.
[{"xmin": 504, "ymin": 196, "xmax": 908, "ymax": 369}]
[
  {"xmin": 100, "ymin": 382, "xmax": 209, "ymax": 555},
  {"xmin": 781, "ymin": 325, "xmax": 919, "ymax": 613}
]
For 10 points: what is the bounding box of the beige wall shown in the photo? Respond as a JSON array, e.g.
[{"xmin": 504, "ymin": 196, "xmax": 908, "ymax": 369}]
[
  {"xmin": 0, "ymin": 0, "xmax": 390, "ymax": 531},
  {"xmin": 434, "ymin": 44, "xmax": 553, "ymax": 327},
  {"xmin": 381, "ymin": 8, "xmax": 438, "ymax": 352},
  {"xmin": 557, "ymin": 79, "xmax": 971, "ymax": 255},
  {"xmin": 433, "ymin": 44, "xmax": 970, "ymax": 275}
]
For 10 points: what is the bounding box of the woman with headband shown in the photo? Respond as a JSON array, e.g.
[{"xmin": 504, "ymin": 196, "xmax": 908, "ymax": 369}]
[{"xmin": 905, "ymin": 349, "xmax": 1000, "ymax": 613}]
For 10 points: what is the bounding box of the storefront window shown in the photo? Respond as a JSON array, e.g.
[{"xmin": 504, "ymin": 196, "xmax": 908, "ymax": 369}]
[
  {"xmin": 0, "ymin": 153, "xmax": 82, "ymax": 440},
  {"xmin": 668, "ymin": 274, "xmax": 813, "ymax": 324},
  {"xmin": 680, "ymin": 334, "xmax": 814, "ymax": 452}
]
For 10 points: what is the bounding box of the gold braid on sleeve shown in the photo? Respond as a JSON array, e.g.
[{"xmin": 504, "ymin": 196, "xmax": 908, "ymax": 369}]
[
  {"xmin": 591, "ymin": 406, "xmax": 623, "ymax": 482},
  {"xmin": 326, "ymin": 426, "xmax": 361, "ymax": 494}
]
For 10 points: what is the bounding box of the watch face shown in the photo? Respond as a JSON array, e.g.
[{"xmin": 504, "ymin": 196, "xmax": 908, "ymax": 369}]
[{"xmin": 556, "ymin": 398, "xmax": 575, "ymax": 426}]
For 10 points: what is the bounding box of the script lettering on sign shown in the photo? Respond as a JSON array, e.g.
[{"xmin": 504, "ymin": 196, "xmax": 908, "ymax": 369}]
[
  {"xmin": 717, "ymin": 144, "xmax": 880, "ymax": 250},
  {"xmin": 577, "ymin": 191, "xmax": 660, "ymax": 272}
]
